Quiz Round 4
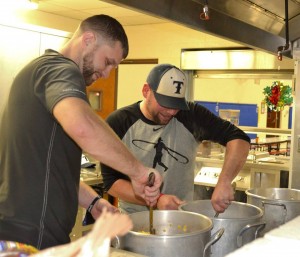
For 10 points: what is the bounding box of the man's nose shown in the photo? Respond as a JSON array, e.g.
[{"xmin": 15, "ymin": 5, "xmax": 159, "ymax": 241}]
[{"xmin": 102, "ymin": 66, "xmax": 113, "ymax": 79}]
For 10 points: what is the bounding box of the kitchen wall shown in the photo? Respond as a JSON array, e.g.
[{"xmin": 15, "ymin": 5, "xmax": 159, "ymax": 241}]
[
  {"xmin": 0, "ymin": 22, "xmax": 69, "ymax": 117},
  {"xmin": 118, "ymin": 24, "xmax": 294, "ymax": 129},
  {"xmin": 194, "ymin": 78, "xmax": 293, "ymax": 129},
  {"xmin": 114, "ymin": 22, "xmax": 244, "ymax": 107},
  {"xmin": 0, "ymin": 10, "xmax": 295, "ymax": 129}
]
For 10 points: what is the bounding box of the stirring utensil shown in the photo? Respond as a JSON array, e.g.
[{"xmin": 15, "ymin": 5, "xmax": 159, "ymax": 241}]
[
  {"xmin": 147, "ymin": 172, "xmax": 156, "ymax": 234},
  {"xmin": 214, "ymin": 182, "xmax": 236, "ymax": 218},
  {"xmin": 214, "ymin": 211, "xmax": 220, "ymax": 218}
]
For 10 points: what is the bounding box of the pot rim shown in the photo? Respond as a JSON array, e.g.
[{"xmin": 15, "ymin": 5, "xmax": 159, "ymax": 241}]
[
  {"xmin": 128, "ymin": 210, "xmax": 213, "ymax": 237},
  {"xmin": 179, "ymin": 200, "xmax": 263, "ymax": 220},
  {"xmin": 127, "ymin": 228, "xmax": 211, "ymax": 238},
  {"xmin": 246, "ymin": 188, "xmax": 300, "ymax": 203}
]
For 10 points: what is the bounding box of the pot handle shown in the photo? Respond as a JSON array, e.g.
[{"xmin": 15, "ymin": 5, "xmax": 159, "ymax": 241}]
[
  {"xmin": 110, "ymin": 235, "xmax": 120, "ymax": 249},
  {"xmin": 262, "ymin": 201, "xmax": 287, "ymax": 223},
  {"xmin": 203, "ymin": 228, "xmax": 225, "ymax": 257},
  {"xmin": 236, "ymin": 221, "xmax": 266, "ymax": 248}
]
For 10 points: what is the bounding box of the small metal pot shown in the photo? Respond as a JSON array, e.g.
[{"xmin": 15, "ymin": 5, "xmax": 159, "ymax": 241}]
[
  {"xmin": 246, "ymin": 188, "xmax": 300, "ymax": 234},
  {"xmin": 179, "ymin": 200, "xmax": 265, "ymax": 257},
  {"xmin": 113, "ymin": 210, "xmax": 224, "ymax": 257}
]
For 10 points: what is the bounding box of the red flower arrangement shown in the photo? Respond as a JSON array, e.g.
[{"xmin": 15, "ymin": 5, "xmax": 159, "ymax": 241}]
[{"xmin": 263, "ymin": 81, "xmax": 293, "ymax": 112}]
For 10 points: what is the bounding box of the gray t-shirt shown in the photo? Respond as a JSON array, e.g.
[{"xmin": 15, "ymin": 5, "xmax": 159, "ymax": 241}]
[
  {"xmin": 101, "ymin": 102, "xmax": 250, "ymax": 213},
  {"xmin": 0, "ymin": 49, "xmax": 88, "ymax": 249}
]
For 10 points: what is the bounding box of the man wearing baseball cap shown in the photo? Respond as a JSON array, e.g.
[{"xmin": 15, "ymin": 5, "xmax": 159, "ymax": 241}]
[
  {"xmin": 101, "ymin": 64, "xmax": 250, "ymax": 214},
  {"xmin": 147, "ymin": 64, "xmax": 189, "ymax": 111}
]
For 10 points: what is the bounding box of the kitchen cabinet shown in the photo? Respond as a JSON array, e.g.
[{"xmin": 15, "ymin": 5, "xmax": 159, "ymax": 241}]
[{"xmin": 250, "ymin": 168, "xmax": 281, "ymax": 188}]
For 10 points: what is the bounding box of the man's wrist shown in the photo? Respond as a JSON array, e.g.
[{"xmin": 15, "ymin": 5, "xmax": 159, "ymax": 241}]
[
  {"xmin": 157, "ymin": 193, "xmax": 164, "ymax": 202},
  {"xmin": 87, "ymin": 195, "xmax": 101, "ymax": 213}
]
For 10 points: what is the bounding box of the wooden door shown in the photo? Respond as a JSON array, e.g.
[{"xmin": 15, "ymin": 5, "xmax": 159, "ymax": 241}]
[
  {"xmin": 86, "ymin": 68, "xmax": 117, "ymax": 119},
  {"xmin": 266, "ymin": 109, "xmax": 281, "ymax": 152},
  {"xmin": 86, "ymin": 69, "xmax": 117, "ymax": 206},
  {"xmin": 267, "ymin": 109, "xmax": 281, "ymax": 128}
]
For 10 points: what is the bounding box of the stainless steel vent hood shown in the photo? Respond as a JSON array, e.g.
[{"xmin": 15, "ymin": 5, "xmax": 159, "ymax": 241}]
[
  {"xmin": 101, "ymin": 0, "xmax": 300, "ymax": 59},
  {"xmin": 181, "ymin": 48, "xmax": 294, "ymax": 78}
]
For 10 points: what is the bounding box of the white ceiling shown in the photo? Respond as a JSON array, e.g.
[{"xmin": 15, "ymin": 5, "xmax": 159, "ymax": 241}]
[{"xmin": 37, "ymin": 0, "xmax": 167, "ymax": 26}]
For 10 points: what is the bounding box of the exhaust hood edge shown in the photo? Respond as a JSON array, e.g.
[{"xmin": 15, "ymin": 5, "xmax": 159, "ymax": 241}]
[{"xmin": 101, "ymin": 0, "xmax": 292, "ymax": 59}]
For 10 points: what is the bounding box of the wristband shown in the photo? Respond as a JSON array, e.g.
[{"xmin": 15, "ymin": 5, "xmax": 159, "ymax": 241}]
[
  {"xmin": 157, "ymin": 193, "xmax": 164, "ymax": 202},
  {"xmin": 87, "ymin": 196, "xmax": 101, "ymax": 213}
]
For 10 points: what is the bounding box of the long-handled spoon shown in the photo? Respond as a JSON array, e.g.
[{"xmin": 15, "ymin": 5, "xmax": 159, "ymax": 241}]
[{"xmin": 147, "ymin": 172, "xmax": 156, "ymax": 234}]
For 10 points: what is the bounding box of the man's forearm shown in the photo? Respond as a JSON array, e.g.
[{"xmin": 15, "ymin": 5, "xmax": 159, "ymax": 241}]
[
  {"xmin": 108, "ymin": 180, "xmax": 147, "ymax": 206},
  {"xmin": 218, "ymin": 139, "xmax": 250, "ymax": 184},
  {"xmin": 54, "ymin": 98, "xmax": 162, "ymax": 206},
  {"xmin": 54, "ymin": 97, "xmax": 146, "ymax": 179}
]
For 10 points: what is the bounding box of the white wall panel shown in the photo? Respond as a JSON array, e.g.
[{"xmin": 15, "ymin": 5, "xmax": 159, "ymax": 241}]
[
  {"xmin": 39, "ymin": 33, "xmax": 69, "ymax": 55},
  {"xmin": 0, "ymin": 24, "xmax": 70, "ymax": 120},
  {"xmin": 0, "ymin": 24, "xmax": 40, "ymax": 113},
  {"xmin": 117, "ymin": 64, "xmax": 155, "ymax": 108}
]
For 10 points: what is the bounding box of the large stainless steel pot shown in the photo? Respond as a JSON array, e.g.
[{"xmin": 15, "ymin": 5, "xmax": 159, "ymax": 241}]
[
  {"xmin": 179, "ymin": 200, "xmax": 265, "ymax": 257},
  {"xmin": 246, "ymin": 188, "xmax": 300, "ymax": 234},
  {"xmin": 114, "ymin": 210, "xmax": 224, "ymax": 257}
]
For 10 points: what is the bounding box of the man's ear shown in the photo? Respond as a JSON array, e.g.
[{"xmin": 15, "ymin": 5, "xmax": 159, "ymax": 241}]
[
  {"xmin": 142, "ymin": 83, "xmax": 151, "ymax": 97},
  {"xmin": 82, "ymin": 31, "xmax": 96, "ymax": 47}
]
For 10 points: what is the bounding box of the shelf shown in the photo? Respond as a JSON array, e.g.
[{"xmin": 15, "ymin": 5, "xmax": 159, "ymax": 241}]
[{"xmin": 238, "ymin": 126, "xmax": 291, "ymax": 135}]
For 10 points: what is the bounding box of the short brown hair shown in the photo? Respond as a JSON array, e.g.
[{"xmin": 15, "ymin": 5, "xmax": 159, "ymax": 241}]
[{"xmin": 79, "ymin": 14, "xmax": 129, "ymax": 58}]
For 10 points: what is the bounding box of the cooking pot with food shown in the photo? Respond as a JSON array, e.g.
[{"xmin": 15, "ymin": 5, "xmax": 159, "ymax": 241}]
[
  {"xmin": 179, "ymin": 200, "xmax": 265, "ymax": 257},
  {"xmin": 113, "ymin": 210, "xmax": 224, "ymax": 257},
  {"xmin": 246, "ymin": 188, "xmax": 300, "ymax": 234}
]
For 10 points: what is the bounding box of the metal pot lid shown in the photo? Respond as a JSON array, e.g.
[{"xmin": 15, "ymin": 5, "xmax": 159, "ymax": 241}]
[
  {"xmin": 179, "ymin": 200, "xmax": 263, "ymax": 220},
  {"xmin": 246, "ymin": 188, "xmax": 300, "ymax": 202}
]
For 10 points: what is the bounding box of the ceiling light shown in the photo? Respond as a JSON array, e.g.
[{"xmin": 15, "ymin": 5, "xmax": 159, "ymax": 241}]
[
  {"xmin": 24, "ymin": 0, "xmax": 39, "ymax": 10},
  {"xmin": 0, "ymin": 0, "xmax": 38, "ymax": 11}
]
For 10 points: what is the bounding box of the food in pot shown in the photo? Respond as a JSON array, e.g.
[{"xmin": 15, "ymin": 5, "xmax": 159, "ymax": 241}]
[{"xmin": 137, "ymin": 223, "xmax": 188, "ymax": 235}]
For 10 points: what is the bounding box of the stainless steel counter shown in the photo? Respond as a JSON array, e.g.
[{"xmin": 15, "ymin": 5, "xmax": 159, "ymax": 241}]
[{"xmin": 194, "ymin": 155, "xmax": 290, "ymax": 190}]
